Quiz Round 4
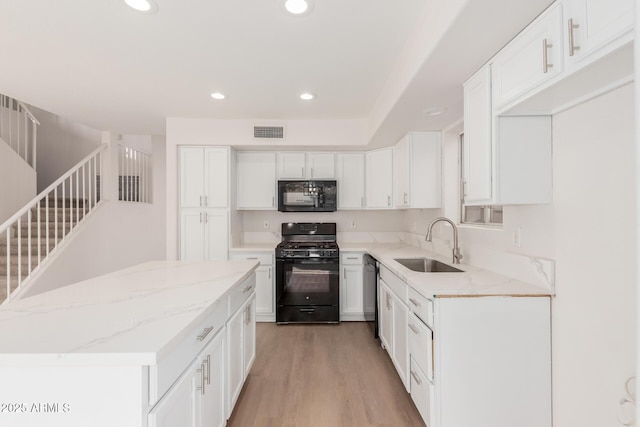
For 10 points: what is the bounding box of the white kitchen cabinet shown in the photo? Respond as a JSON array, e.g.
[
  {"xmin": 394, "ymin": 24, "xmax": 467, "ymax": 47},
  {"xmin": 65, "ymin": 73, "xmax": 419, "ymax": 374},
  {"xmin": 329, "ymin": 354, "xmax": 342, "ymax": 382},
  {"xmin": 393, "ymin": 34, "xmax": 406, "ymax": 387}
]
[
  {"xmin": 230, "ymin": 252, "xmax": 274, "ymax": 322},
  {"xmin": 394, "ymin": 132, "xmax": 441, "ymax": 209},
  {"xmin": 180, "ymin": 209, "xmax": 228, "ymax": 261},
  {"xmin": 237, "ymin": 151, "xmax": 277, "ymax": 210},
  {"xmin": 564, "ymin": 0, "xmax": 633, "ymax": 68},
  {"xmin": 180, "ymin": 147, "xmax": 228, "ymax": 209},
  {"xmin": 491, "ymin": 3, "xmax": 563, "ymax": 109},
  {"xmin": 409, "ymin": 357, "xmax": 435, "ymax": 427},
  {"xmin": 365, "ymin": 148, "xmax": 393, "ymax": 209},
  {"xmin": 463, "ymin": 65, "xmax": 553, "ymax": 206},
  {"xmin": 378, "ymin": 269, "xmax": 409, "ymax": 391},
  {"xmin": 340, "ymin": 252, "xmax": 365, "ymax": 321},
  {"xmin": 277, "ymin": 152, "xmax": 335, "ymax": 179},
  {"xmin": 226, "ymin": 292, "xmax": 256, "ymax": 417},
  {"xmin": 335, "ymin": 153, "xmax": 365, "ymax": 209},
  {"xmin": 149, "ymin": 359, "xmax": 199, "ymax": 427},
  {"xmin": 199, "ymin": 331, "xmax": 226, "ymax": 427}
]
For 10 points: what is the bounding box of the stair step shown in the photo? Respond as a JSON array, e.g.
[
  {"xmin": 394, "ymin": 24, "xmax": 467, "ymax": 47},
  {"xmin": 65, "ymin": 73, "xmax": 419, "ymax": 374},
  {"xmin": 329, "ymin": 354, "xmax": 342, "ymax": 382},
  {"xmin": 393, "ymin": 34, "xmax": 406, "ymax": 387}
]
[
  {"xmin": 29, "ymin": 208, "xmax": 88, "ymax": 221},
  {"xmin": 46, "ymin": 197, "xmax": 88, "ymax": 208},
  {"xmin": 0, "ymin": 243, "xmax": 55, "ymax": 255}
]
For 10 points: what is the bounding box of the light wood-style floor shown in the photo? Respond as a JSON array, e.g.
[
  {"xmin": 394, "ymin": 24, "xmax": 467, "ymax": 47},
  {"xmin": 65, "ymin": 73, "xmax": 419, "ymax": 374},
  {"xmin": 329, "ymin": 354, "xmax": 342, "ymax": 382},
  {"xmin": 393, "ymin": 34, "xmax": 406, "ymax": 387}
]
[{"xmin": 227, "ymin": 322, "xmax": 426, "ymax": 427}]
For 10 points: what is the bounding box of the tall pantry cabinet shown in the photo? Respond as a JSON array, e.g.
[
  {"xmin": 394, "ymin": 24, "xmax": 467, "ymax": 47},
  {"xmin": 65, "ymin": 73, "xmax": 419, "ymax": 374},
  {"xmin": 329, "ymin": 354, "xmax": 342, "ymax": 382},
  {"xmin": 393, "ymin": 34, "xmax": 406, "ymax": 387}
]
[{"xmin": 179, "ymin": 147, "xmax": 230, "ymax": 261}]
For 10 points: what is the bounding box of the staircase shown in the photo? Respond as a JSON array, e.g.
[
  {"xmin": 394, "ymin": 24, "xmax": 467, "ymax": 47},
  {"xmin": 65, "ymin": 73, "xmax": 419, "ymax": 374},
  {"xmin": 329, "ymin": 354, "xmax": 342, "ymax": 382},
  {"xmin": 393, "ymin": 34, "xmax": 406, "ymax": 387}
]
[{"xmin": 0, "ymin": 198, "xmax": 88, "ymax": 302}]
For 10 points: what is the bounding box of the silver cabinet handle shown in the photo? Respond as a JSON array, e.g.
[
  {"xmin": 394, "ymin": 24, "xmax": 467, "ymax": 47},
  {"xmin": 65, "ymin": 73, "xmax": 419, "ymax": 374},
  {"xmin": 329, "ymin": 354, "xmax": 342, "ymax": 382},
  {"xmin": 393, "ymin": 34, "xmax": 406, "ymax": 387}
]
[
  {"xmin": 243, "ymin": 284, "xmax": 254, "ymax": 293},
  {"xmin": 204, "ymin": 195, "xmax": 208, "ymax": 206},
  {"xmin": 199, "ymin": 195, "xmax": 203, "ymax": 207},
  {"xmin": 542, "ymin": 38, "xmax": 553, "ymax": 73},
  {"xmin": 409, "ymin": 323, "xmax": 419, "ymax": 334},
  {"xmin": 410, "ymin": 370, "xmax": 422, "ymax": 386},
  {"xmin": 203, "ymin": 354, "xmax": 211, "ymax": 385},
  {"xmin": 568, "ymin": 18, "xmax": 580, "ymax": 57},
  {"xmin": 272, "ymin": 196, "xmax": 275, "ymax": 207},
  {"xmin": 409, "ymin": 298, "xmax": 421, "ymax": 307},
  {"xmin": 246, "ymin": 257, "xmax": 258, "ymax": 260},
  {"xmin": 343, "ymin": 269, "xmax": 346, "ymax": 279},
  {"xmin": 196, "ymin": 365, "xmax": 206, "ymax": 395},
  {"xmin": 310, "ymin": 167, "xmax": 314, "ymax": 178},
  {"xmin": 199, "ymin": 212, "xmax": 203, "ymax": 223},
  {"xmin": 387, "ymin": 195, "xmax": 391, "ymax": 206},
  {"xmin": 197, "ymin": 326, "xmax": 214, "ymax": 341},
  {"xmin": 404, "ymin": 192, "xmax": 408, "ymax": 205},
  {"xmin": 301, "ymin": 167, "xmax": 304, "ymax": 177},
  {"xmin": 268, "ymin": 267, "xmax": 272, "ymax": 279},
  {"xmin": 204, "ymin": 212, "xmax": 208, "ymax": 224},
  {"xmin": 361, "ymin": 197, "xmax": 364, "ymax": 207},
  {"xmin": 346, "ymin": 257, "xmax": 358, "ymax": 260}
]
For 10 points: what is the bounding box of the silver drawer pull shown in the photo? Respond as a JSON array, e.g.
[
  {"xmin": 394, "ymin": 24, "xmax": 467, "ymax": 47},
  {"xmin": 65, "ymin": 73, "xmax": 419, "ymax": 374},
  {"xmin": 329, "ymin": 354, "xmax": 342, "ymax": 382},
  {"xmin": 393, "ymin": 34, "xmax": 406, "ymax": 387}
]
[
  {"xmin": 246, "ymin": 257, "xmax": 258, "ymax": 260},
  {"xmin": 409, "ymin": 298, "xmax": 421, "ymax": 307},
  {"xmin": 243, "ymin": 285, "xmax": 254, "ymax": 293},
  {"xmin": 197, "ymin": 326, "xmax": 214, "ymax": 341},
  {"xmin": 409, "ymin": 324, "xmax": 419, "ymax": 334},
  {"xmin": 203, "ymin": 354, "xmax": 211, "ymax": 385},
  {"xmin": 346, "ymin": 257, "xmax": 358, "ymax": 260},
  {"xmin": 411, "ymin": 370, "xmax": 422, "ymax": 386},
  {"xmin": 196, "ymin": 364, "xmax": 206, "ymax": 395}
]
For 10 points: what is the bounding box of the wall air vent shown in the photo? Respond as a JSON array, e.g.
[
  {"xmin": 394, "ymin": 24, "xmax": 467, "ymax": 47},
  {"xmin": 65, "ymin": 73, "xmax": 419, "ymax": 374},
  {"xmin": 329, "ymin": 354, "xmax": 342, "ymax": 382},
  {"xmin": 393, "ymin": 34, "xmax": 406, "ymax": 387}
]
[{"xmin": 253, "ymin": 125, "xmax": 285, "ymax": 140}]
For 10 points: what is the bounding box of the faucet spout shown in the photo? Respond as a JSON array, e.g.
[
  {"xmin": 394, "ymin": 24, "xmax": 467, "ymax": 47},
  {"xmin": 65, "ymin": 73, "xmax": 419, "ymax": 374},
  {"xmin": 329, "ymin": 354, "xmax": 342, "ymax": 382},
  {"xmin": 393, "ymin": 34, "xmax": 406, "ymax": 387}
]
[{"xmin": 425, "ymin": 217, "xmax": 463, "ymax": 264}]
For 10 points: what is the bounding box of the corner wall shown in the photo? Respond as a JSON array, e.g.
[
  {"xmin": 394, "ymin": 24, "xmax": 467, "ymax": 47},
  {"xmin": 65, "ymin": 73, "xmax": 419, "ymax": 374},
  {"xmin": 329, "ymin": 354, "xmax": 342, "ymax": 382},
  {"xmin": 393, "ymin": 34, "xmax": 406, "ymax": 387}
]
[{"xmin": 0, "ymin": 139, "xmax": 36, "ymax": 224}]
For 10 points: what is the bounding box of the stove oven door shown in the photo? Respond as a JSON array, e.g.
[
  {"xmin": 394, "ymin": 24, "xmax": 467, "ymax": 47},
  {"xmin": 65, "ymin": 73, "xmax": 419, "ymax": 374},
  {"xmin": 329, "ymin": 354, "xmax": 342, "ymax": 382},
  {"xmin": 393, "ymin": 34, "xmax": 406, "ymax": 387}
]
[{"xmin": 276, "ymin": 257, "xmax": 339, "ymax": 322}]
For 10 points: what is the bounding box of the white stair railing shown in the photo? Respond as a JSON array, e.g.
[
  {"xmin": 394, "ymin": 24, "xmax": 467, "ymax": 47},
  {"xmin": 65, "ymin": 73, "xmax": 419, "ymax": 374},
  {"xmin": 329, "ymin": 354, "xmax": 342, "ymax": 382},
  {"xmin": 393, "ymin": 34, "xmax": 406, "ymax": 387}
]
[
  {"xmin": 0, "ymin": 144, "xmax": 107, "ymax": 303},
  {"xmin": 0, "ymin": 94, "xmax": 40, "ymax": 170},
  {"xmin": 118, "ymin": 144, "xmax": 152, "ymax": 203}
]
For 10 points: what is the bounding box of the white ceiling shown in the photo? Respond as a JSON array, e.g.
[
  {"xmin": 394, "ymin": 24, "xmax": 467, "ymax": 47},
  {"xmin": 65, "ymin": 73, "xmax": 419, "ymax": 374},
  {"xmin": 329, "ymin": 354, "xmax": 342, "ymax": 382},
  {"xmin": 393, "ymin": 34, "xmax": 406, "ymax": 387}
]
[{"xmin": 0, "ymin": 0, "xmax": 553, "ymax": 144}]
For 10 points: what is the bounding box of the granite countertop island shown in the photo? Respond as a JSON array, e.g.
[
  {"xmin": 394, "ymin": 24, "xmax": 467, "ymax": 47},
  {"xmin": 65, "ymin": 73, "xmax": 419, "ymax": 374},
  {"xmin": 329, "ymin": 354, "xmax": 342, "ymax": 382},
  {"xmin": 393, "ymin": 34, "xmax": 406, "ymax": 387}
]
[{"xmin": 0, "ymin": 260, "xmax": 259, "ymax": 366}]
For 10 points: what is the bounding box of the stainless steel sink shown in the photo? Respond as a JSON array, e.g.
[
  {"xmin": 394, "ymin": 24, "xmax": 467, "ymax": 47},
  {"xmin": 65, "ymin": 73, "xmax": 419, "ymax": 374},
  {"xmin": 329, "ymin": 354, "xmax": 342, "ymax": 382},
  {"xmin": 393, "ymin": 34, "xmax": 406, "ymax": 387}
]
[{"xmin": 394, "ymin": 258, "xmax": 463, "ymax": 273}]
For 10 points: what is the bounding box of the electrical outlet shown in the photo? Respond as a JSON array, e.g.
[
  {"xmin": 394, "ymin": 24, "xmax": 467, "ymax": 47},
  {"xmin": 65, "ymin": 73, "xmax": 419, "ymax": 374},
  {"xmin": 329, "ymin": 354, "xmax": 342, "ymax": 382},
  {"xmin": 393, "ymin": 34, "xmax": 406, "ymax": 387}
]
[
  {"xmin": 512, "ymin": 227, "xmax": 522, "ymax": 247},
  {"xmin": 350, "ymin": 220, "xmax": 356, "ymax": 229},
  {"xmin": 263, "ymin": 221, "xmax": 269, "ymax": 229}
]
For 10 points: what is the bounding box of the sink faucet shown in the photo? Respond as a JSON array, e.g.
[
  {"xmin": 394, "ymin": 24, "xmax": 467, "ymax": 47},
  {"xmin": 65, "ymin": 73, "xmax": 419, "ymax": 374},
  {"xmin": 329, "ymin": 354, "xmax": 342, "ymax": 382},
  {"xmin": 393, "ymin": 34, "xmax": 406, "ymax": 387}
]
[{"xmin": 425, "ymin": 217, "xmax": 463, "ymax": 264}]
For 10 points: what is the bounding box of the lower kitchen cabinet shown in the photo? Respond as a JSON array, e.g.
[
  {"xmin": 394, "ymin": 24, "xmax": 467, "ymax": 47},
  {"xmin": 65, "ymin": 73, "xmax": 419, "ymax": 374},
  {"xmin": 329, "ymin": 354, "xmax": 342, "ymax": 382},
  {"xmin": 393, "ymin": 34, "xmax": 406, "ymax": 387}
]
[
  {"xmin": 200, "ymin": 331, "xmax": 226, "ymax": 427},
  {"xmin": 340, "ymin": 252, "xmax": 365, "ymax": 321},
  {"xmin": 382, "ymin": 266, "xmax": 552, "ymax": 427},
  {"xmin": 148, "ymin": 360, "xmax": 199, "ymax": 427},
  {"xmin": 230, "ymin": 252, "xmax": 274, "ymax": 322},
  {"xmin": 227, "ymin": 292, "xmax": 256, "ymax": 417}
]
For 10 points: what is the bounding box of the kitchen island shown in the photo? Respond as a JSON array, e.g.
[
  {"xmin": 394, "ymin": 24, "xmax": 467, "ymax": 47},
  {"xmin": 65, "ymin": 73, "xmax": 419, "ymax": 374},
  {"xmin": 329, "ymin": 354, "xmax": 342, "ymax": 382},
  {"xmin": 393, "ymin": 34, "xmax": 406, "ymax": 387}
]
[{"xmin": 0, "ymin": 260, "xmax": 259, "ymax": 427}]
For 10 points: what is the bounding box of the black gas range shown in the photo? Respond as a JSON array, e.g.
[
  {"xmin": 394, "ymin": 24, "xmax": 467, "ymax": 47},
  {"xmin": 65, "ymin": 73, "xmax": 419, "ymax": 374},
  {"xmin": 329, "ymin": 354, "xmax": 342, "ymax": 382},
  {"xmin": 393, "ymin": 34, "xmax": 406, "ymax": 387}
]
[{"xmin": 275, "ymin": 223, "xmax": 340, "ymax": 324}]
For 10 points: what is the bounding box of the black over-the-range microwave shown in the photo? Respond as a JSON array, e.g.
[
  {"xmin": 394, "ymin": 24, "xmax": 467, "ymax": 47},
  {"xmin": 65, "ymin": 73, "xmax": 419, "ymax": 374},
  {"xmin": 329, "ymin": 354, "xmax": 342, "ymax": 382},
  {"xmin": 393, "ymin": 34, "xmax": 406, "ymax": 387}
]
[{"xmin": 277, "ymin": 180, "xmax": 337, "ymax": 212}]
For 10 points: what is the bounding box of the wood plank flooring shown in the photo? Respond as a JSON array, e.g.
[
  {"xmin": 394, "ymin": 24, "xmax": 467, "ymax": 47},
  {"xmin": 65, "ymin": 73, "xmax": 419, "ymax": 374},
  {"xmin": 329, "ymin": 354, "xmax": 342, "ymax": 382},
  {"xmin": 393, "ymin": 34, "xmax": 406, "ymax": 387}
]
[{"xmin": 227, "ymin": 322, "xmax": 426, "ymax": 427}]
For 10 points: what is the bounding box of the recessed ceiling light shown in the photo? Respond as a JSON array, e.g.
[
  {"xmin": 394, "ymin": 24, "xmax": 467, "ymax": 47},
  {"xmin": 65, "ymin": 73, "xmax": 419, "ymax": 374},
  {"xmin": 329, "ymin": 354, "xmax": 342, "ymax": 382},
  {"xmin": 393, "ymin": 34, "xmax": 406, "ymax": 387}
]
[
  {"xmin": 284, "ymin": 0, "xmax": 314, "ymax": 16},
  {"xmin": 299, "ymin": 92, "xmax": 315, "ymax": 101},
  {"xmin": 423, "ymin": 107, "xmax": 447, "ymax": 116},
  {"xmin": 210, "ymin": 92, "xmax": 226, "ymax": 100},
  {"xmin": 124, "ymin": 0, "xmax": 159, "ymax": 13}
]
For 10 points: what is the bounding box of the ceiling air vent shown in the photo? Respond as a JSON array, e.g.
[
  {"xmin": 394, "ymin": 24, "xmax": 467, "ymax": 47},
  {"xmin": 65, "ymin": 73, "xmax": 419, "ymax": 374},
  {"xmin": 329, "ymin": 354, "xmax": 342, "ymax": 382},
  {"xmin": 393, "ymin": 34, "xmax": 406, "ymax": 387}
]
[{"xmin": 253, "ymin": 125, "xmax": 285, "ymax": 140}]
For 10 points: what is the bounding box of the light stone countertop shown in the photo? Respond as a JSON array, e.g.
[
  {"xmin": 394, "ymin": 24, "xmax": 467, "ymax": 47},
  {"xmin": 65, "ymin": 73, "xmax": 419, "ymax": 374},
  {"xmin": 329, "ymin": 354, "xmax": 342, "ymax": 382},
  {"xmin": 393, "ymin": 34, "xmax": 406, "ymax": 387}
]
[
  {"xmin": 234, "ymin": 241, "xmax": 553, "ymax": 298},
  {"xmin": 0, "ymin": 260, "xmax": 259, "ymax": 366}
]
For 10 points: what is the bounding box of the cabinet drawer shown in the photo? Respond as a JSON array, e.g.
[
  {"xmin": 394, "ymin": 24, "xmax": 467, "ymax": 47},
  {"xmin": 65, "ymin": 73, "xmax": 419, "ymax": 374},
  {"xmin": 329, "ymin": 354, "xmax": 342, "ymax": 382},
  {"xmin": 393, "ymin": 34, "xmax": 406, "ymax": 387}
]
[
  {"xmin": 408, "ymin": 313, "xmax": 434, "ymax": 382},
  {"xmin": 229, "ymin": 275, "xmax": 256, "ymax": 316},
  {"xmin": 229, "ymin": 252, "xmax": 273, "ymax": 265},
  {"xmin": 341, "ymin": 253, "xmax": 364, "ymax": 265},
  {"xmin": 410, "ymin": 357, "xmax": 435, "ymax": 427},
  {"xmin": 380, "ymin": 265, "xmax": 408, "ymax": 304},
  {"xmin": 408, "ymin": 287, "xmax": 434, "ymax": 328},
  {"xmin": 150, "ymin": 299, "xmax": 228, "ymax": 405}
]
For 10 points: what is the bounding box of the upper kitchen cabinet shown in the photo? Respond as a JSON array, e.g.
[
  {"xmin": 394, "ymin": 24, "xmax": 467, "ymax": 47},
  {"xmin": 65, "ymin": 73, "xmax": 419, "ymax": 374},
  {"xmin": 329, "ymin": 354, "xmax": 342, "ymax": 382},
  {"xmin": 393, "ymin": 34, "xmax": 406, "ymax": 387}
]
[
  {"xmin": 563, "ymin": 0, "xmax": 633, "ymax": 68},
  {"xmin": 491, "ymin": 3, "xmax": 563, "ymax": 110},
  {"xmin": 394, "ymin": 132, "xmax": 441, "ymax": 209},
  {"xmin": 365, "ymin": 148, "xmax": 394, "ymax": 209},
  {"xmin": 463, "ymin": 65, "xmax": 553, "ymax": 206},
  {"xmin": 180, "ymin": 147, "xmax": 228, "ymax": 208},
  {"xmin": 277, "ymin": 152, "xmax": 336, "ymax": 179},
  {"xmin": 336, "ymin": 153, "xmax": 366, "ymax": 210},
  {"xmin": 237, "ymin": 152, "xmax": 277, "ymax": 210}
]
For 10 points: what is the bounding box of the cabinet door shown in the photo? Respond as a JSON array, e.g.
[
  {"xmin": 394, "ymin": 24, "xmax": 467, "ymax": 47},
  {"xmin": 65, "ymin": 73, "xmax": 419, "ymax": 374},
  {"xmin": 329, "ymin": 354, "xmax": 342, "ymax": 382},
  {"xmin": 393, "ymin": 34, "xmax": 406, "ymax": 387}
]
[
  {"xmin": 180, "ymin": 210, "xmax": 205, "ymax": 261},
  {"xmin": 307, "ymin": 153, "xmax": 335, "ymax": 179},
  {"xmin": 180, "ymin": 147, "xmax": 205, "ymax": 209},
  {"xmin": 408, "ymin": 132, "xmax": 441, "ymax": 209},
  {"xmin": 200, "ymin": 331, "xmax": 226, "ymax": 427},
  {"xmin": 255, "ymin": 265, "xmax": 274, "ymax": 317},
  {"xmin": 204, "ymin": 210, "xmax": 228, "ymax": 261},
  {"xmin": 379, "ymin": 282, "xmax": 393, "ymax": 354},
  {"xmin": 148, "ymin": 360, "xmax": 199, "ymax": 427},
  {"xmin": 204, "ymin": 148, "xmax": 228, "ymax": 208},
  {"xmin": 243, "ymin": 295, "xmax": 256, "ymax": 377},
  {"xmin": 393, "ymin": 137, "xmax": 409, "ymax": 208},
  {"xmin": 409, "ymin": 359, "xmax": 435, "ymax": 427},
  {"xmin": 277, "ymin": 152, "xmax": 306, "ymax": 179},
  {"xmin": 463, "ymin": 65, "xmax": 493, "ymax": 205},
  {"xmin": 336, "ymin": 153, "xmax": 365, "ymax": 209},
  {"xmin": 226, "ymin": 307, "xmax": 244, "ymax": 418},
  {"xmin": 392, "ymin": 294, "xmax": 410, "ymax": 391},
  {"xmin": 237, "ymin": 152, "xmax": 277, "ymax": 209},
  {"xmin": 341, "ymin": 265, "xmax": 364, "ymax": 317},
  {"xmin": 565, "ymin": 0, "xmax": 633, "ymax": 65},
  {"xmin": 491, "ymin": 3, "xmax": 563, "ymax": 109},
  {"xmin": 365, "ymin": 148, "xmax": 393, "ymax": 209}
]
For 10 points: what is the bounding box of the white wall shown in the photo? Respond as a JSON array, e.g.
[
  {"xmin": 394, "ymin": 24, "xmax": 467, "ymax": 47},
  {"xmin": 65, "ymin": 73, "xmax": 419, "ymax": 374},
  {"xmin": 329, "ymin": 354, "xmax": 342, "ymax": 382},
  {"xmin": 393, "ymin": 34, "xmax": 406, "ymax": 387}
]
[
  {"xmin": 31, "ymin": 106, "xmax": 101, "ymax": 192},
  {"xmin": 441, "ymin": 84, "xmax": 635, "ymax": 426},
  {"xmin": 0, "ymin": 138, "xmax": 36, "ymax": 223}
]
